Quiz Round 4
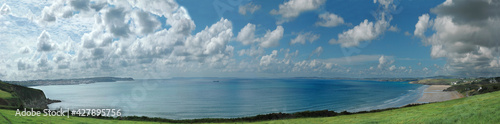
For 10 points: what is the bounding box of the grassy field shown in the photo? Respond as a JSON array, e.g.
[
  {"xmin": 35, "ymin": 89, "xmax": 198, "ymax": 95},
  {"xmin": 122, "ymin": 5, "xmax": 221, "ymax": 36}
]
[
  {"xmin": 0, "ymin": 90, "xmax": 12, "ymax": 98},
  {"xmin": 255, "ymin": 90, "xmax": 500, "ymax": 124},
  {"xmin": 0, "ymin": 90, "xmax": 499, "ymax": 123},
  {"xmin": 409, "ymin": 79, "xmax": 460, "ymax": 85}
]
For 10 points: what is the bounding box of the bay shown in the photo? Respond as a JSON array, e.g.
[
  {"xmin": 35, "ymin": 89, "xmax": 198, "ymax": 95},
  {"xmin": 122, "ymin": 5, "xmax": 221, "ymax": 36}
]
[{"xmin": 31, "ymin": 78, "xmax": 426, "ymax": 119}]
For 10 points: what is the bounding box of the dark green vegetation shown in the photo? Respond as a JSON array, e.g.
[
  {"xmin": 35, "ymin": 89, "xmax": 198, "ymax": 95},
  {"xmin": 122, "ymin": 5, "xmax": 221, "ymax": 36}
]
[
  {"xmin": 5, "ymin": 77, "xmax": 134, "ymax": 86},
  {"xmin": 445, "ymin": 77, "xmax": 500, "ymax": 96},
  {"xmin": 0, "ymin": 80, "xmax": 56, "ymax": 109}
]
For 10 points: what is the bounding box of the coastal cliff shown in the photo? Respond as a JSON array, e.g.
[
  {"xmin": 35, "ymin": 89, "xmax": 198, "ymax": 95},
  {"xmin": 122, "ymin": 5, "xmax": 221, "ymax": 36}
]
[{"xmin": 0, "ymin": 80, "xmax": 56, "ymax": 109}]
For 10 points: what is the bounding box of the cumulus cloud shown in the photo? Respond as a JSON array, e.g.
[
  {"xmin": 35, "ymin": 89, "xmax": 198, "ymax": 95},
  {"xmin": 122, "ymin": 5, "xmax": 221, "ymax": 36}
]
[
  {"xmin": 430, "ymin": 0, "xmax": 500, "ymax": 25},
  {"xmin": 270, "ymin": 0, "xmax": 326, "ymax": 24},
  {"xmin": 316, "ymin": 12, "xmax": 344, "ymax": 27},
  {"xmin": 414, "ymin": 0, "xmax": 500, "ymax": 76},
  {"xmin": 131, "ymin": 10, "xmax": 161, "ymax": 35},
  {"xmin": 18, "ymin": 46, "xmax": 31, "ymax": 54},
  {"xmin": 388, "ymin": 25, "xmax": 399, "ymax": 32},
  {"xmin": 259, "ymin": 26, "xmax": 284, "ymax": 48},
  {"xmin": 236, "ymin": 23, "xmax": 256, "ymax": 45},
  {"xmin": 0, "ymin": 0, "xmax": 244, "ymax": 80},
  {"xmin": 37, "ymin": 53, "xmax": 53, "ymax": 71},
  {"xmin": 329, "ymin": 19, "xmax": 388, "ymax": 47},
  {"xmin": 389, "ymin": 65, "xmax": 396, "ymax": 71},
  {"xmin": 329, "ymin": 0, "xmax": 396, "ymax": 47},
  {"xmin": 38, "ymin": 0, "xmax": 77, "ymax": 23},
  {"xmin": 260, "ymin": 50, "xmax": 278, "ymax": 66},
  {"xmin": 69, "ymin": 0, "xmax": 90, "ymax": 11},
  {"xmin": 237, "ymin": 24, "xmax": 284, "ymax": 48},
  {"xmin": 290, "ymin": 32, "xmax": 319, "ymax": 45},
  {"xmin": 127, "ymin": 0, "xmax": 179, "ymax": 17},
  {"xmin": 414, "ymin": 14, "xmax": 430, "ymax": 38},
  {"xmin": 102, "ymin": 7, "xmax": 130, "ymax": 37},
  {"xmin": 378, "ymin": 55, "xmax": 394, "ymax": 69},
  {"xmin": 17, "ymin": 59, "xmax": 32, "ymax": 71},
  {"xmin": 166, "ymin": 7, "xmax": 195, "ymax": 36},
  {"xmin": 37, "ymin": 30, "xmax": 56, "ymax": 52},
  {"xmin": 0, "ymin": 3, "xmax": 11, "ymax": 15},
  {"xmin": 239, "ymin": 2, "xmax": 261, "ymax": 15}
]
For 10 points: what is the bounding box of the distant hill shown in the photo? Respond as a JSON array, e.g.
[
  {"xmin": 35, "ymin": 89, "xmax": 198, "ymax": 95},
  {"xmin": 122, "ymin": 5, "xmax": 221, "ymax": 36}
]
[{"xmin": 4, "ymin": 77, "xmax": 134, "ymax": 86}]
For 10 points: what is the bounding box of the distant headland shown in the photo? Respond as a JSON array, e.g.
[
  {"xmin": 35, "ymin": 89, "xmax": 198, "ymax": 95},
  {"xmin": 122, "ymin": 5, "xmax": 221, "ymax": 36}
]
[{"xmin": 4, "ymin": 77, "xmax": 134, "ymax": 86}]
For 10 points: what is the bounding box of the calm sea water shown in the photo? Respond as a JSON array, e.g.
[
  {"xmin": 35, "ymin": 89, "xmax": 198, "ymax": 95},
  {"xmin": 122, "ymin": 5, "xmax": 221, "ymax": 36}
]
[{"xmin": 31, "ymin": 78, "xmax": 426, "ymax": 119}]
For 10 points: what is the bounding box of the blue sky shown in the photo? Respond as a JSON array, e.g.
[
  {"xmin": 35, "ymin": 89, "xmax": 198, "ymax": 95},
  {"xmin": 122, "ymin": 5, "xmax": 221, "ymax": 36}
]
[{"xmin": 0, "ymin": 0, "xmax": 499, "ymax": 80}]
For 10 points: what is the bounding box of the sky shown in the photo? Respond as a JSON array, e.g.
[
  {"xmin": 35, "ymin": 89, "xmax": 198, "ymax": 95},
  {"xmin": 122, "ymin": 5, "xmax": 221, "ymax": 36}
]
[{"xmin": 0, "ymin": 0, "xmax": 499, "ymax": 80}]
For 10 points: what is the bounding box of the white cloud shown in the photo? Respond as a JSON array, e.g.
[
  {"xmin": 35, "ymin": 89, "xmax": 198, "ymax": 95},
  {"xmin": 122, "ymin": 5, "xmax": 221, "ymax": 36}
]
[
  {"xmin": 0, "ymin": 0, "xmax": 243, "ymax": 80},
  {"xmin": 290, "ymin": 32, "xmax": 319, "ymax": 45},
  {"xmin": 378, "ymin": 55, "xmax": 394, "ymax": 69},
  {"xmin": 126, "ymin": 0, "xmax": 179, "ymax": 17},
  {"xmin": 131, "ymin": 10, "xmax": 161, "ymax": 35},
  {"xmin": 415, "ymin": 0, "xmax": 500, "ymax": 76},
  {"xmin": 389, "ymin": 65, "xmax": 396, "ymax": 71},
  {"xmin": 237, "ymin": 24, "xmax": 284, "ymax": 48},
  {"xmin": 69, "ymin": 0, "xmax": 90, "ymax": 11},
  {"xmin": 270, "ymin": 0, "xmax": 326, "ymax": 24},
  {"xmin": 0, "ymin": 3, "xmax": 11, "ymax": 15},
  {"xmin": 37, "ymin": 30, "xmax": 56, "ymax": 52},
  {"xmin": 238, "ymin": 2, "xmax": 261, "ymax": 15},
  {"xmin": 399, "ymin": 66, "xmax": 406, "ymax": 70},
  {"xmin": 260, "ymin": 50, "xmax": 278, "ymax": 66},
  {"xmin": 316, "ymin": 12, "xmax": 344, "ymax": 27},
  {"xmin": 414, "ymin": 14, "xmax": 430, "ymax": 38},
  {"xmin": 102, "ymin": 7, "xmax": 130, "ymax": 37},
  {"xmin": 329, "ymin": 0, "xmax": 396, "ymax": 48},
  {"xmin": 236, "ymin": 23, "xmax": 256, "ymax": 45},
  {"xmin": 37, "ymin": 0, "xmax": 99, "ymax": 23},
  {"xmin": 388, "ymin": 25, "xmax": 399, "ymax": 32},
  {"xmin": 330, "ymin": 19, "xmax": 388, "ymax": 47},
  {"xmin": 259, "ymin": 26, "xmax": 284, "ymax": 48},
  {"xmin": 18, "ymin": 46, "xmax": 31, "ymax": 54},
  {"xmin": 490, "ymin": 58, "xmax": 500, "ymax": 67},
  {"xmin": 310, "ymin": 46, "xmax": 323, "ymax": 57},
  {"xmin": 166, "ymin": 6, "xmax": 195, "ymax": 36}
]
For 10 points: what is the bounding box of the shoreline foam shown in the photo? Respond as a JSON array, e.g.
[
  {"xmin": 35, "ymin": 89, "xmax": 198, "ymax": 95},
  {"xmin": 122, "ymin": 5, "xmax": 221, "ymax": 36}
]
[
  {"xmin": 417, "ymin": 85, "xmax": 464, "ymax": 103},
  {"xmin": 348, "ymin": 85, "xmax": 428, "ymax": 112}
]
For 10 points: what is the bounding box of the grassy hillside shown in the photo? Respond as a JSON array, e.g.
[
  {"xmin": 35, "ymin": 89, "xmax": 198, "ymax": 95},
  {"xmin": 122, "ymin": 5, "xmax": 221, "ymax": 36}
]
[
  {"xmin": 0, "ymin": 90, "xmax": 500, "ymax": 123},
  {"xmin": 0, "ymin": 90, "xmax": 12, "ymax": 98},
  {"xmin": 409, "ymin": 79, "xmax": 460, "ymax": 85},
  {"xmin": 256, "ymin": 90, "xmax": 500, "ymax": 124}
]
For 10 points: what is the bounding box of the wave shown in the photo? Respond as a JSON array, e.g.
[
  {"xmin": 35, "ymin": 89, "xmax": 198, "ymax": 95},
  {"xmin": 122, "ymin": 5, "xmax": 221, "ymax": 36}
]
[{"xmin": 348, "ymin": 85, "xmax": 429, "ymax": 112}]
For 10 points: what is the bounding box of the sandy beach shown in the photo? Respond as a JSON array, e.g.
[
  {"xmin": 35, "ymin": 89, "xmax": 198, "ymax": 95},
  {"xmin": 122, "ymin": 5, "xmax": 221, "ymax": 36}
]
[{"xmin": 417, "ymin": 85, "xmax": 464, "ymax": 103}]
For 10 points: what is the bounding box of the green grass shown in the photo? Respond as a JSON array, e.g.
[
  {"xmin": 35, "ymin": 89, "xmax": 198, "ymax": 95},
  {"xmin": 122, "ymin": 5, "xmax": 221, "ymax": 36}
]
[
  {"xmin": 410, "ymin": 79, "xmax": 460, "ymax": 85},
  {"xmin": 251, "ymin": 90, "xmax": 500, "ymax": 124},
  {"xmin": 1, "ymin": 91, "xmax": 500, "ymax": 124},
  {"xmin": 0, "ymin": 90, "xmax": 12, "ymax": 98},
  {"xmin": 0, "ymin": 109, "xmax": 152, "ymax": 124}
]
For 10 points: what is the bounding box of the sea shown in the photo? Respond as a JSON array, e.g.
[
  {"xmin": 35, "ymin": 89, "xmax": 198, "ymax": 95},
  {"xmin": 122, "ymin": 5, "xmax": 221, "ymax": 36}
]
[{"xmin": 31, "ymin": 78, "xmax": 427, "ymax": 119}]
